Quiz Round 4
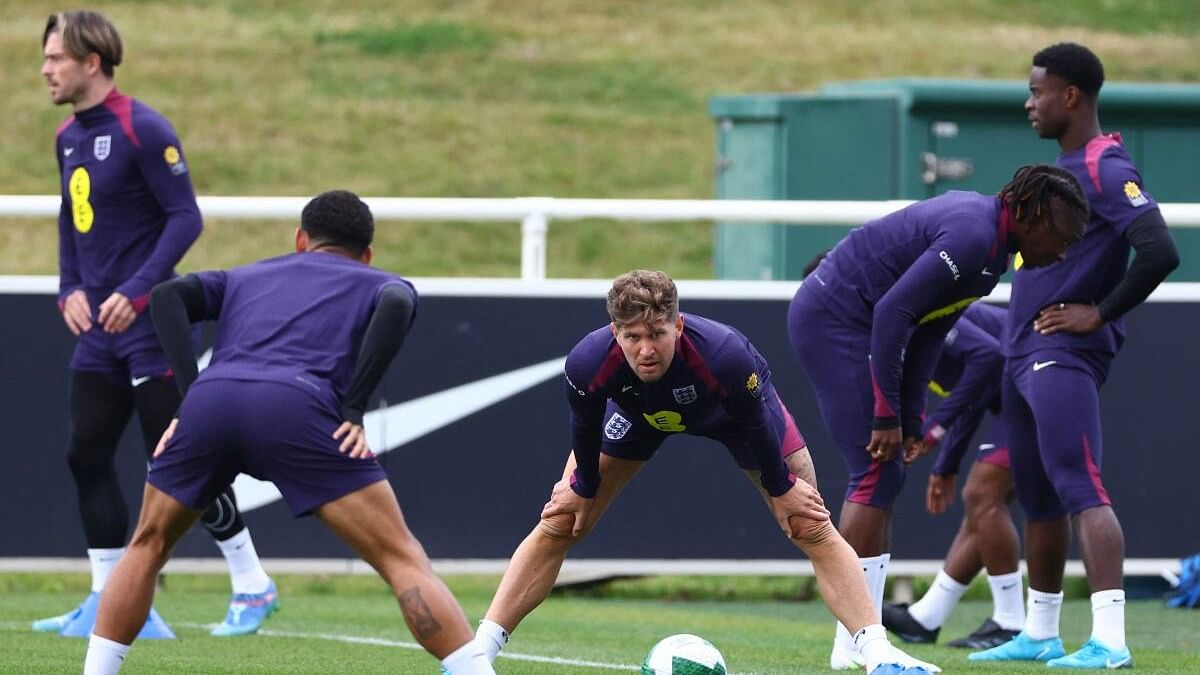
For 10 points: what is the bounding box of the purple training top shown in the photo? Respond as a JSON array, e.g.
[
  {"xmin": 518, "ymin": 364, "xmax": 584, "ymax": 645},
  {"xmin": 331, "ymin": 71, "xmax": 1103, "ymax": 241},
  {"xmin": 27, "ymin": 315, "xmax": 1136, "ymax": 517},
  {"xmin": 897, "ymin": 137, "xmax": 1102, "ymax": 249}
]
[
  {"xmin": 56, "ymin": 89, "xmax": 202, "ymax": 313},
  {"xmin": 1007, "ymin": 133, "xmax": 1157, "ymax": 358},
  {"xmin": 803, "ymin": 190, "xmax": 1012, "ymax": 428},
  {"xmin": 927, "ymin": 302, "xmax": 1005, "ymax": 476},
  {"xmin": 191, "ymin": 252, "xmax": 416, "ymax": 403},
  {"xmin": 564, "ymin": 313, "xmax": 795, "ymax": 498}
]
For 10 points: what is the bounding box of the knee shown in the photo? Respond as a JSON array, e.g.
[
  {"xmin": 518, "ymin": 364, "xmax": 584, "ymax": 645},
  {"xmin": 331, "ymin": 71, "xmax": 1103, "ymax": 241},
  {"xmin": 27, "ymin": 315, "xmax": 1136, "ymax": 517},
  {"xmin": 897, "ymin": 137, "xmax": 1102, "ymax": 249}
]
[
  {"xmin": 66, "ymin": 438, "xmax": 111, "ymax": 478},
  {"xmin": 536, "ymin": 513, "xmax": 588, "ymax": 548},
  {"xmin": 791, "ymin": 516, "xmax": 838, "ymax": 548},
  {"xmin": 375, "ymin": 538, "xmax": 435, "ymax": 587},
  {"xmin": 127, "ymin": 522, "xmax": 172, "ymax": 562}
]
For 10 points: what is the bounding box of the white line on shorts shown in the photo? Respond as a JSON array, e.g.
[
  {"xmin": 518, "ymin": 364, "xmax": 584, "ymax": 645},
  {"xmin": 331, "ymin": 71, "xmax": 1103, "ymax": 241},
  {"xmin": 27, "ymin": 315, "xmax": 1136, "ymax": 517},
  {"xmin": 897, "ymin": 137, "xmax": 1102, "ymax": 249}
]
[{"xmin": 175, "ymin": 622, "xmax": 638, "ymax": 671}]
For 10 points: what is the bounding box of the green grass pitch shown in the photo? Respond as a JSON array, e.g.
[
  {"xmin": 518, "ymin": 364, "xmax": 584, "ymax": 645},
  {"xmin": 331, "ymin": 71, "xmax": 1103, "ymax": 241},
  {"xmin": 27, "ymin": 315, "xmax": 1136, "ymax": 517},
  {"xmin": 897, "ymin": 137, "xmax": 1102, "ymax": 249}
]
[{"xmin": 2, "ymin": 573, "xmax": 1197, "ymax": 673}]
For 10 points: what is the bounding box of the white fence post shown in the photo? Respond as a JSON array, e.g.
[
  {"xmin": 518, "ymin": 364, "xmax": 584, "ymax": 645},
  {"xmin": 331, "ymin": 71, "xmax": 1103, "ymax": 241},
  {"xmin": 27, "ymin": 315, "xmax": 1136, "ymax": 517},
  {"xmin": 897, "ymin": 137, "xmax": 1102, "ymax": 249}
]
[{"xmin": 519, "ymin": 197, "xmax": 552, "ymax": 280}]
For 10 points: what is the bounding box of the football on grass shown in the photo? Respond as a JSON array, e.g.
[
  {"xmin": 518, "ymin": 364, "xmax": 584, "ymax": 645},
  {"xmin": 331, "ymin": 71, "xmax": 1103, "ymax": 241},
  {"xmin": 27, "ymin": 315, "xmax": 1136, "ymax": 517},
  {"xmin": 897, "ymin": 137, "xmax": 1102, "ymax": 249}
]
[{"xmin": 641, "ymin": 633, "xmax": 727, "ymax": 675}]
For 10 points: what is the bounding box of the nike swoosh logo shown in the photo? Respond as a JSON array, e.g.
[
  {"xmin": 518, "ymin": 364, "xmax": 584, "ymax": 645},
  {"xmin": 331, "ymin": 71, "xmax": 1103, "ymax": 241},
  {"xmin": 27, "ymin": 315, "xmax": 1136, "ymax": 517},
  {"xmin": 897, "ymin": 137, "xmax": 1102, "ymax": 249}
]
[
  {"xmin": 131, "ymin": 376, "xmax": 152, "ymax": 387},
  {"xmin": 1037, "ymin": 647, "xmax": 1053, "ymax": 659},
  {"xmin": 1000, "ymin": 583, "xmax": 1017, "ymax": 590},
  {"xmin": 1106, "ymin": 656, "xmax": 1131, "ymax": 668},
  {"xmin": 230, "ymin": 356, "xmax": 567, "ymax": 511},
  {"xmin": 621, "ymin": 385, "xmax": 633, "ymax": 392},
  {"xmin": 1032, "ymin": 360, "xmax": 1057, "ymax": 372},
  {"xmin": 982, "ymin": 269, "xmax": 994, "ymax": 276},
  {"xmin": 64, "ymin": 148, "xmax": 75, "ymax": 156}
]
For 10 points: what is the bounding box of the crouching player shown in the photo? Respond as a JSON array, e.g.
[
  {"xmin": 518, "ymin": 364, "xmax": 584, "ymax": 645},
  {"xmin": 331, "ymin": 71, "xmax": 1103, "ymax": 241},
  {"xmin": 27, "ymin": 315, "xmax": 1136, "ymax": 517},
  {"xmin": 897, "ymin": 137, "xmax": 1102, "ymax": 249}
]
[
  {"xmin": 82, "ymin": 191, "xmax": 494, "ymax": 675},
  {"xmin": 464, "ymin": 270, "xmax": 938, "ymax": 675}
]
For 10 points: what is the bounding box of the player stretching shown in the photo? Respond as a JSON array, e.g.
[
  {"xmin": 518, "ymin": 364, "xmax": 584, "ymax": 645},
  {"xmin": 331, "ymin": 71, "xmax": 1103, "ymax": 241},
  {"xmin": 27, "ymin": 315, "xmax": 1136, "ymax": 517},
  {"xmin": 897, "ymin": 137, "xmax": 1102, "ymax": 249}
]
[
  {"xmin": 466, "ymin": 270, "xmax": 938, "ymax": 675},
  {"xmin": 883, "ymin": 303, "xmax": 1025, "ymax": 649},
  {"xmin": 970, "ymin": 43, "xmax": 1179, "ymax": 670},
  {"xmin": 787, "ymin": 166, "xmax": 1089, "ymax": 669},
  {"xmin": 37, "ymin": 10, "xmax": 273, "ymax": 638},
  {"xmin": 82, "ymin": 190, "xmax": 494, "ymax": 675}
]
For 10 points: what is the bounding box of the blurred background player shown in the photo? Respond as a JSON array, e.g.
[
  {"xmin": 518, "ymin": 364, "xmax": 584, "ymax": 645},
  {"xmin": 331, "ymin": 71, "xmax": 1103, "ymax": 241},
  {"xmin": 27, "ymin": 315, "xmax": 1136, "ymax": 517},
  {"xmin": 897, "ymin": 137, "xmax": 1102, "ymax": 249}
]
[
  {"xmin": 882, "ymin": 302, "xmax": 1024, "ymax": 649},
  {"xmin": 83, "ymin": 190, "xmax": 495, "ymax": 675},
  {"xmin": 466, "ymin": 270, "xmax": 938, "ymax": 675},
  {"xmin": 970, "ymin": 42, "xmax": 1179, "ymax": 670},
  {"xmin": 787, "ymin": 166, "xmax": 1088, "ymax": 668},
  {"xmin": 37, "ymin": 10, "xmax": 274, "ymax": 638}
]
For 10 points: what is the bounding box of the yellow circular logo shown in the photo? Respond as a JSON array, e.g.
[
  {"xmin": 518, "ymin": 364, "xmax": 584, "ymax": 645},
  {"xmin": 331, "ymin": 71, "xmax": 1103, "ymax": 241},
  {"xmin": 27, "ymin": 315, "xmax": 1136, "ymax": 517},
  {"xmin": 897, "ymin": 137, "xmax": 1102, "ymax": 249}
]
[{"xmin": 164, "ymin": 145, "xmax": 181, "ymax": 164}]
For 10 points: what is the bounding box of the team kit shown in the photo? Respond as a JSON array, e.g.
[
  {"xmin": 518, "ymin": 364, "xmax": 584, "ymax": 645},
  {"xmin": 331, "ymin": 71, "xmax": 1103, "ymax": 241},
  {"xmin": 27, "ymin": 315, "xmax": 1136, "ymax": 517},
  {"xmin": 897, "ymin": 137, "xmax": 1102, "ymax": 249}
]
[{"xmin": 38, "ymin": 9, "xmax": 1178, "ymax": 675}]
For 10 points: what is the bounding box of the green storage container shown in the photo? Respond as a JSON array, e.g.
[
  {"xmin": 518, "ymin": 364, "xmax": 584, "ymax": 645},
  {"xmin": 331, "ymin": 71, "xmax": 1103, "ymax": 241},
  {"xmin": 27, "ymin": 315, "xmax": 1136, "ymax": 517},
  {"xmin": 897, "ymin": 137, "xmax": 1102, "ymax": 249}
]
[{"xmin": 710, "ymin": 78, "xmax": 1200, "ymax": 280}]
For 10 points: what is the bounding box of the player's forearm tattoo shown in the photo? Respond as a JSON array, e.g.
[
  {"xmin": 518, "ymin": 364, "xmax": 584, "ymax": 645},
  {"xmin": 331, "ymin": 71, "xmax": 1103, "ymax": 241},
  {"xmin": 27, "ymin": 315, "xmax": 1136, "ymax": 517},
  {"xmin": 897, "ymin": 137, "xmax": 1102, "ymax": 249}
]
[
  {"xmin": 398, "ymin": 587, "xmax": 442, "ymax": 639},
  {"xmin": 790, "ymin": 448, "xmax": 818, "ymax": 489}
]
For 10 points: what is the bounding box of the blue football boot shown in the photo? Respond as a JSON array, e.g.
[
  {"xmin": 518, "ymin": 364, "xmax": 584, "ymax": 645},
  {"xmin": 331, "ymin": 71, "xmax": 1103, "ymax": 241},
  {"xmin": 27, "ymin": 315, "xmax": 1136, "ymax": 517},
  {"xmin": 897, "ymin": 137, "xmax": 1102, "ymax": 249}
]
[
  {"xmin": 1047, "ymin": 639, "xmax": 1133, "ymax": 669},
  {"xmin": 57, "ymin": 592, "xmax": 174, "ymax": 639},
  {"xmin": 968, "ymin": 631, "xmax": 1065, "ymax": 662},
  {"xmin": 870, "ymin": 665, "xmax": 934, "ymax": 675},
  {"xmin": 31, "ymin": 595, "xmax": 89, "ymax": 633},
  {"xmin": 211, "ymin": 579, "xmax": 278, "ymax": 636}
]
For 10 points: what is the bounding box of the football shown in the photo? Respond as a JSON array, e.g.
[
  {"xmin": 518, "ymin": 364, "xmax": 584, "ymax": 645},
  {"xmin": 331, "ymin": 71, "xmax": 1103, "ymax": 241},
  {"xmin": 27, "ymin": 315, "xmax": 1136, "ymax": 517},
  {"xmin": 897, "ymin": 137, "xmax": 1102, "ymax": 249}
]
[{"xmin": 641, "ymin": 633, "xmax": 728, "ymax": 675}]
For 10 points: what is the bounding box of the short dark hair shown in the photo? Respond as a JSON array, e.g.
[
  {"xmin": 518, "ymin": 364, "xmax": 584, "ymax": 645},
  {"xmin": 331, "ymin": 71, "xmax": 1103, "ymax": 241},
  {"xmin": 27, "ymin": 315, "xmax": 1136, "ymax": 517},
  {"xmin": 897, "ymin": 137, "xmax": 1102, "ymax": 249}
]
[
  {"xmin": 1033, "ymin": 42, "xmax": 1105, "ymax": 96},
  {"xmin": 300, "ymin": 190, "xmax": 374, "ymax": 256},
  {"xmin": 999, "ymin": 164, "xmax": 1089, "ymax": 244},
  {"xmin": 44, "ymin": 11, "xmax": 123, "ymax": 78}
]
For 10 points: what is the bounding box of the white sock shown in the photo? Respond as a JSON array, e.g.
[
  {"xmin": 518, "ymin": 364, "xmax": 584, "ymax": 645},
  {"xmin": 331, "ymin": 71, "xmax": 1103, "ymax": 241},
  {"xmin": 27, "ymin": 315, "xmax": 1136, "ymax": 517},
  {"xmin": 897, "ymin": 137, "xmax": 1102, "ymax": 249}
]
[
  {"xmin": 908, "ymin": 568, "xmax": 969, "ymax": 631},
  {"xmin": 215, "ymin": 528, "xmax": 271, "ymax": 594},
  {"xmin": 475, "ymin": 618, "xmax": 510, "ymax": 662},
  {"xmin": 853, "ymin": 624, "xmax": 892, "ymax": 672},
  {"xmin": 84, "ymin": 634, "xmax": 130, "ymax": 675},
  {"xmin": 88, "ymin": 548, "xmax": 125, "ymax": 593},
  {"xmin": 869, "ymin": 553, "xmax": 890, "ymax": 610},
  {"xmin": 440, "ymin": 639, "xmax": 496, "ymax": 674},
  {"xmin": 1024, "ymin": 588, "xmax": 1064, "ymax": 640},
  {"xmin": 1090, "ymin": 589, "xmax": 1126, "ymax": 650},
  {"xmin": 831, "ymin": 555, "xmax": 885, "ymax": 663},
  {"xmin": 987, "ymin": 570, "xmax": 1025, "ymax": 630}
]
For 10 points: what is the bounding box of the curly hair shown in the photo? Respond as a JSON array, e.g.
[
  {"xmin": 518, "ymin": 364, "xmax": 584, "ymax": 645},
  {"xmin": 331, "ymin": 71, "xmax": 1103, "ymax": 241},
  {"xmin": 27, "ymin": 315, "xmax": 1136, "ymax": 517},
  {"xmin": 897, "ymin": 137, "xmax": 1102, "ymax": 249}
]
[{"xmin": 607, "ymin": 270, "xmax": 679, "ymax": 328}]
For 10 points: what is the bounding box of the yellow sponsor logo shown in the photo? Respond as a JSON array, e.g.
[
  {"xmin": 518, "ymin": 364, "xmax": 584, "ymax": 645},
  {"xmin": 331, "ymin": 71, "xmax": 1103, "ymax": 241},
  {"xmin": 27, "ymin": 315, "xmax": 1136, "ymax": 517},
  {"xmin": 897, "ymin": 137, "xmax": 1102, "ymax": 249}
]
[
  {"xmin": 919, "ymin": 297, "xmax": 979, "ymax": 324},
  {"xmin": 1013, "ymin": 252, "xmax": 1024, "ymax": 270},
  {"xmin": 68, "ymin": 166, "xmax": 94, "ymax": 233},
  {"xmin": 643, "ymin": 410, "xmax": 686, "ymax": 433},
  {"xmin": 1124, "ymin": 180, "xmax": 1148, "ymax": 206},
  {"xmin": 164, "ymin": 145, "xmax": 181, "ymax": 164}
]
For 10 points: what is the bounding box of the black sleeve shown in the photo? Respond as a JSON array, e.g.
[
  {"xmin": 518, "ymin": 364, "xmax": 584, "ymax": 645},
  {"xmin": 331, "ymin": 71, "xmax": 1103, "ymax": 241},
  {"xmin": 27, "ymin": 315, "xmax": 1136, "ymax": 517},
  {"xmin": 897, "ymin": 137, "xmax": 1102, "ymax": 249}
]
[
  {"xmin": 150, "ymin": 276, "xmax": 209, "ymax": 398},
  {"xmin": 1097, "ymin": 209, "xmax": 1180, "ymax": 323},
  {"xmin": 339, "ymin": 284, "xmax": 418, "ymax": 425}
]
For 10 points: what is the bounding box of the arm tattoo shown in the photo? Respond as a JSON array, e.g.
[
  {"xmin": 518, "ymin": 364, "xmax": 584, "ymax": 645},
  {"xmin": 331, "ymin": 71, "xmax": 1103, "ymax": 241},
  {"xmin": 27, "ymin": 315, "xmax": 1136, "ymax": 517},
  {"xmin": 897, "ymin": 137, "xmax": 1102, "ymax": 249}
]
[
  {"xmin": 788, "ymin": 448, "xmax": 819, "ymax": 489},
  {"xmin": 398, "ymin": 587, "xmax": 442, "ymax": 640}
]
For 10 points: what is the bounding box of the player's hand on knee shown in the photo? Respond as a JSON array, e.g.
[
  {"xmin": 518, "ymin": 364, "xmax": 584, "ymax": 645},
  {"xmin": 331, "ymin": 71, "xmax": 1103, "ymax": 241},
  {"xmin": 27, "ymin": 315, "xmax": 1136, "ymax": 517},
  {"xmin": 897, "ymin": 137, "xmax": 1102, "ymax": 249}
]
[
  {"xmin": 153, "ymin": 418, "xmax": 179, "ymax": 458},
  {"xmin": 541, "ymin": 478, "xmax": 593, "ymax": 538},
  {"xmin": 98, "ymin": 292, "xmax": 137, "ymax": 333},
  {"xmin": 925, "ymin": 473, "xmax": 956, "ymax": 515},
  {"xmin": 333, "ymin": 421, "xmax": 374, "ymax": 458},
  {"xmin": 60, "ymin": 288, "xmax": 93, "ymax": 336},
  {"xmin": 866, "ymin": 427, "xmax": 901, "ymax": 463},
  {"xmin": 771, "ymin": 479, "xmax": 829, "ymax": 538}
]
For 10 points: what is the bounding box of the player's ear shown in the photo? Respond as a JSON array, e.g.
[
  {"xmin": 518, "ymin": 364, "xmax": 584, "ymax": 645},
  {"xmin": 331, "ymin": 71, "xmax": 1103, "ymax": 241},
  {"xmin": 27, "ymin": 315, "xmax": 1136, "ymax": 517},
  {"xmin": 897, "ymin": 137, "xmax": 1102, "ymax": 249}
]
[
  {"xmin": 82, "ymin": 51, "xmax": 102, "ymax": 77},
  {"xmin": 294, "ymin": 228, "xmax": 307, "ymax": 253},
  {"xmin": 1063, "ymin": 84, "xmax": 1082, "ymax": 110},
  {"xmin": 675, "ymin": 313, "xmax": 684, "ymax": 332},
  {"xmin": 360, "ymin": 245, "xmax": 373, "ymax": 265},
  {"xmin": 610, "ymin": 322, "xmax": 619, "ymax": 339}
]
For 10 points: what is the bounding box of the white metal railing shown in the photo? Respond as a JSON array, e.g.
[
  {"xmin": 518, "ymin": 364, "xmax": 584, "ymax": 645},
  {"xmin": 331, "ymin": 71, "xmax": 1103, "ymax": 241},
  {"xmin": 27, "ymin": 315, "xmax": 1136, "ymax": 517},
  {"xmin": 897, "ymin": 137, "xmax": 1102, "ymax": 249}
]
[{"xmin": 4, "ymin": 195, "xmax": 1200, "ymax": 280}]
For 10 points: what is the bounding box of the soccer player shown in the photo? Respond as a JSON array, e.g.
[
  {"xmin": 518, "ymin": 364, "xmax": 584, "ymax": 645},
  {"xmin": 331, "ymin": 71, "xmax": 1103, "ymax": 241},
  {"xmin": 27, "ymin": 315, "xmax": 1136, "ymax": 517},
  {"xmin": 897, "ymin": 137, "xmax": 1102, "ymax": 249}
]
[
  {"xmin": 969, "ymin": 43, "xmax": 1179, "ymax": 669},
  {"xmin": 465, "ymin": 270, "xmax": 939, "ymax": 675},
  {"xmin": 787, "ymin": 166, "xmax": 1089, "ymax": 668},
  {"xmin": 37, "ymin": 10, "xmax": 274, "ymax": 638},
  {"xmin": 882, "ymin": 303, "xmax": 1025, "ymax": 649},
  {"xmin": 82, "ymin": 190, "xmax": 495, "ymax": 675}
]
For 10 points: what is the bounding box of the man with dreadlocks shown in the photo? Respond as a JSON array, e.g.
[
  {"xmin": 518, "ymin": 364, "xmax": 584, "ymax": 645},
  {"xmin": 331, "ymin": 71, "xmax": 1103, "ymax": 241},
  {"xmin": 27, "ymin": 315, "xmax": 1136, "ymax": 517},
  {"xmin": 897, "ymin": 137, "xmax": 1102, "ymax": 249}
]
[
  {"xmin": 969, "ymin": 43, "xmax": 1179, "ymax": 670},
  {"xmin": 787, "ymin": 165, "xmax": 1089, "ymax": 670}
]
